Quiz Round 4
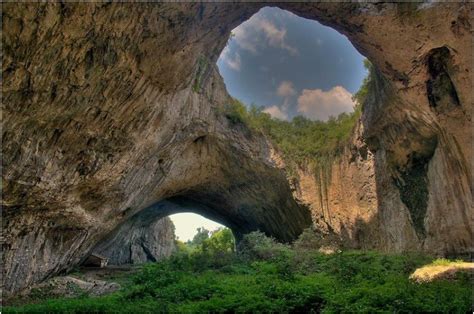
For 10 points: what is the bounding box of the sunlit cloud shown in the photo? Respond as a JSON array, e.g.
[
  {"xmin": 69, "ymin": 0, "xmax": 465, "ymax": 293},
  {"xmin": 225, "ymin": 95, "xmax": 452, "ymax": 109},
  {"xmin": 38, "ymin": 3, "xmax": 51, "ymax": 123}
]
[
  {"xmin": 220, "ymin": 46, "xmax": 241, "ymax": 71},
  {"xmin": 231, "ymin": 14, "xmax": 298, "ymax": 56},
  {"xmin": 263, "ymin": 105, "xmax": 289, "ymax": 120},
  {"xmin": 297, "ymin": 86, "xmax": 355, "ymax": 121},
  {"xmin": 277, "ymin": 81, "xmax": 296, "ymax": 98},
  {"xmin": 226, "ymin": 53, "xmax": 241, "ymax": 71}
]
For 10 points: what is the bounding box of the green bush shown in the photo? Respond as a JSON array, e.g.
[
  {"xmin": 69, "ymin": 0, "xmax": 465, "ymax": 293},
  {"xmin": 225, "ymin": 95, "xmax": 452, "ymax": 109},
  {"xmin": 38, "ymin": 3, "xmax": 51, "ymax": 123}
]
[
  {"xmin": 201, "ymin": 227, "xmax": 235, "ymax": 255},
  {"xmin": 238, "ymin": 231, "xmax": 292, "ymax": 262},
  {"xmin": 4, "ymin": 232, "xmax": 472, "ymax": 314},
  {"xmin": 218, "ymin": 60, "xmax": 375, "ymax": 174}
]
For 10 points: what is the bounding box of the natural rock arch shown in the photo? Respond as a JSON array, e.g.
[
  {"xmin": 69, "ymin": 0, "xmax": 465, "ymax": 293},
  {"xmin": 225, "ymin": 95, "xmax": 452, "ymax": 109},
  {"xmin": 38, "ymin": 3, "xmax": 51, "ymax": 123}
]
[
  {"xmin": 2, "ymin": 2, "xmax": 471, "ymax": 295},
  {"xmin": 90, "ymin": 197, "xmax": 285, "ymax": 266}
]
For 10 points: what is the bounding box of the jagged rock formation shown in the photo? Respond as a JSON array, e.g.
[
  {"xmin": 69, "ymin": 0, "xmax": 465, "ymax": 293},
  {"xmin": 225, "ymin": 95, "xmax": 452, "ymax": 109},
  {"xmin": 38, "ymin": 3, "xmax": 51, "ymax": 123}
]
[
  {"xmin": 287, "ymin": 120, "xmax": 379, "ymax": 249},
  {"xmin": 2, "ymin": 2, "xmax": 471, "ymax": 295},
  {"xmin": 92, "ymin": 211, "xmax": 176, "ymax": 265},
  {"xmin": 275, "ymin": 2, "xmax": 472, "ymax": 255}
]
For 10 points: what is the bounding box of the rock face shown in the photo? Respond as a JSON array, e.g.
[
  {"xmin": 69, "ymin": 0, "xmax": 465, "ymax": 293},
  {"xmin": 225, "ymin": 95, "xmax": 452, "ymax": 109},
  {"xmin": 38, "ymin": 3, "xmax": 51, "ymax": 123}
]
[
  {"xmin": 288, "ymin": 120, "xmax": 380, "ymax": 249},
  {"xmin": 2, "ymin": 2, "xmax": 471, "ymax": 295},
  {"xmin": 276, "ymin": 2, "xmax": 472, "ymax": 255},
  {"xmin": 92, "ymin": 206, "xmax": 176, "ymax": 265}
]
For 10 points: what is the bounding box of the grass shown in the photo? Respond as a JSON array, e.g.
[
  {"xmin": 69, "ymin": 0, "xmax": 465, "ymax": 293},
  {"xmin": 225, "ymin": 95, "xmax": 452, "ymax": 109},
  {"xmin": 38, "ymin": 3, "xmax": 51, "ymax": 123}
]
[
  {"xmin": 432, "ymin": 258, "xmax": 464, "ymax": 266},
  {"xmin": 4, "ymin": 249, "xmax": 472, "ymax": 313},
  {"xmin": 410, "ymin": 258, "xmax": 474, "ymax": 283}
]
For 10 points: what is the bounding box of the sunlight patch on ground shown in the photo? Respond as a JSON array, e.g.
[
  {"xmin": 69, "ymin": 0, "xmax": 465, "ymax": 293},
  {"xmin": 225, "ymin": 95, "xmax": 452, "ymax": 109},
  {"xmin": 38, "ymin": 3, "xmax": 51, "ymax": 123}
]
[{"xmin": 409, "ymin": 259, "xmax": 474, "ymax": 283}]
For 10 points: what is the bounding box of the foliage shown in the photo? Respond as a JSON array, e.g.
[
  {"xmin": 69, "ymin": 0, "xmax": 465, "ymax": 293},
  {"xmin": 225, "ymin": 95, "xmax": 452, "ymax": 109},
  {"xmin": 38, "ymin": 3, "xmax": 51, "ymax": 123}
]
[
  {"xmin": 187, "ymin": 227, "xmax": 210, "ymax": 248},
  {"xmin": 237, "ymin": 231, "xmax": 291, "ymax": 262},
  {"xmin": 172, "ymin": 227, "xmax": 237, "ymax": 271},
  {"xmin": 182, "ymin": 227, "xmax": 235, "ymax": 255},
  {"xmin": 201, "ymin": 228, "xmax": 235, "ymax": 255},
  {"xmin": 192, "ymin": 56, "xmax": 208, "ymax": 93},
  {"xmin": 220, "ymin": 100, "xmax": 248, "ymax": 125},
  {"xmin": 352, "ymin": 59, "xmax": 373, "ymax": 109},
  {"xmin": 175, "ymin": 239, "xmax": 192, "ymax": 254},
  {"xmin": 292, "ymin": 227, "xmax": 342, "ymax": 253},
  {"xmin": 218, "ymin": 62, "xmax": 375, "ymax": 171},
  {"xmin": 431, "ymin": 258, "xmax": 465, "ymax": 266},
  {"xmin": 5, "ymin": 232, "xmax": 472, "ymax": 314},
  {"xmin": 222, "ymin": 100, "xmax": 361, "ymax": 167}
]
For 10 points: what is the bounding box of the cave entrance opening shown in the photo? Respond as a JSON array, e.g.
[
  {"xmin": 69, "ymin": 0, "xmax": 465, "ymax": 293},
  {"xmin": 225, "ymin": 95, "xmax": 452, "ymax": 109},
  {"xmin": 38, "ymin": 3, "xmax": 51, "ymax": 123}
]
[
  {"xmin": 89, "ymin": 200, "xmax": 239, "ymax": 266},
  {"xmin": 169, "ymin": 212, "xmax": 236, "ymax": 252},
  {"xmin": 88, "ymin": 6, "xmax": 372, "ymax": 272},
  {"xmin": 217, "ymin": 6, "xmax": 367, "ymax": 122},
  {"xmin": 212, "ymin": 6, "xmax": 371, "ymax": 246}
]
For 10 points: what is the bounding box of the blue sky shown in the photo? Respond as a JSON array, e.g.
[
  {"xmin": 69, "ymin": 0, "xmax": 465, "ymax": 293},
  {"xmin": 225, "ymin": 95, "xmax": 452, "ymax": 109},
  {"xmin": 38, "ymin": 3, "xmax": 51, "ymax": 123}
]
[
  {"xmin": 216, "ymin": 7, "xmax": 367, "ymax": 121},
  {"xmin": 171, "ymin": 8, "xmax": 367, "ymax": 239}
]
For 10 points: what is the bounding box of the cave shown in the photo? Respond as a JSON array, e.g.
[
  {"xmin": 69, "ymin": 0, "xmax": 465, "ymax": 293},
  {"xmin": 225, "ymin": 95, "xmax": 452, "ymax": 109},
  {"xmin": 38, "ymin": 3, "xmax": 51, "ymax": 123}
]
[
  {"xmin": 2, "ymin": 2, "xmax": 471, "ymax": 296},
  {"xmin": 90, "ymin": 202, "xmax": 236, "ymax": 265},
  {"xmin": 91, "ymin": 5, "xmax": 369, "ymax": 266},
  {"xmin": 89, "ymin": 199, "xmax": 247, "ymax": 266}
]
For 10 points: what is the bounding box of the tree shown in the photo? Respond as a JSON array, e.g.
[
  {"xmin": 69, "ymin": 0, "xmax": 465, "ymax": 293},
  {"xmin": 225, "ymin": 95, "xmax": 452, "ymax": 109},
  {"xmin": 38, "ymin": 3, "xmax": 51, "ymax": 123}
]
[
  {"xmin": 201, "ymin": 228, "xmax": 235, "ymax": 254},
  {"xmin": 352, "ymin": 59, "xmax": 373, "ymax": 108},
  {"xmin": 189, "ymin": 227, "xmax": 210, "ymax": 248}
]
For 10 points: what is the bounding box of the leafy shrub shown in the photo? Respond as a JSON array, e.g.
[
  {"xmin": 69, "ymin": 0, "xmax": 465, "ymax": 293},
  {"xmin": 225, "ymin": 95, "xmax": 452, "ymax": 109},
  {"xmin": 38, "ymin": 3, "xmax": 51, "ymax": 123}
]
[
  {"xmin": 292, "ymin": 227, "xmax": 343, "ymax": 252},
  {"xmin": 238, "ymin": 231, "xmax": 292, "ymax": 262},
  {"xmin": 432, "ymin": 258, "xmax": 453, "ymax": 266},
  {"xmin": 220, "ymin": 99, "xmax": 249, "ymax": 125},
  {"xmin": 201, "ymin": 227, "xmax": 235, "ymax": 255},
  {"xmin": 218, "ymin": 60, "xmax": 376, "ymax": 175},
  {"xmin": 4, "ymin": 233, "xmax": 472, "ymax": 314}
]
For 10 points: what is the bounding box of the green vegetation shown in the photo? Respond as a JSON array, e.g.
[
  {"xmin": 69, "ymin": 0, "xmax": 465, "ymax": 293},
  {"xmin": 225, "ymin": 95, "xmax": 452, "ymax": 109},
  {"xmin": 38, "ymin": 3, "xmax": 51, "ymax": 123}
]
[
  {"xmin": 219, "ymin": 60, "xmax": 374, "ymax": 177},
  {"xmin": 176, "ymin": 227, "xmax": 236, "ymax": 258},
  {"xmin": 352, "ymin": 59, "xmax": 374, "ymax": 109},
  {"xmin": 221, "ymin": 100, "xmax": 361, "ymax": 167},
  {"xmin": 5, "ymin": 230, "xmax": 472, "ymax": 313},
  {"xmin": 193, "ymin": 55, "xmax": 208, "ymax": 92},
  {"xmin": 431, "ymin": 258, "xmax": 465, "ymax": 266}
]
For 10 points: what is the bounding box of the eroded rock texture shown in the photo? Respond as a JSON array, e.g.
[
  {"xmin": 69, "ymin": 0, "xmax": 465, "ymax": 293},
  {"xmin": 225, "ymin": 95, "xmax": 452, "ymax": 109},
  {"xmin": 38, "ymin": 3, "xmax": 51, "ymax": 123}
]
[
  {"xmin": 287, "ymin": 120, "xmax": 380, "ymax": 249},
  {"xmin": 2, "ymin": 2, "xmax": 472, "ymax": 295},
  {"xmin": 281, "ymin": 2, "xmax": 472, "ymax": 254},
  {"xmin": 93, "ymin": 209, "xmax": 176, "ymax": 265}
]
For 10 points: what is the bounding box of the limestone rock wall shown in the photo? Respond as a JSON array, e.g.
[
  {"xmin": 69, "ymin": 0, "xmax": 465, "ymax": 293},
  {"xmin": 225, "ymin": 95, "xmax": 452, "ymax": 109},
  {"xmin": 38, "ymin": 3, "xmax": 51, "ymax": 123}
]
[
  {"xmin": 278, "ymin": 2, "xmax": 472, "ymax": 255},
  {"xmin": 2, "ymin": 2, "xmax": 472, "ymax": 295},
  {"xmin": 93, "ymin": 213, "xmax": 176, "ymax": 265},
  {"xmin": 288, "ymin": 121, "xmax": 380, "ymax": 249},
  {"xmin": 2, "ymin": 2, "xmax": 311, "ymax": 295}
]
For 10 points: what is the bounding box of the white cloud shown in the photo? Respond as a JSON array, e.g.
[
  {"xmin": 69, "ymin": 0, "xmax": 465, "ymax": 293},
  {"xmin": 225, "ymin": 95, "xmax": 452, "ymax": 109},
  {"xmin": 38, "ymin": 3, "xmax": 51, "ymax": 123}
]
[
  {"xmin": 230, "ymin": 14, "xmax": 298, "ymax": 56},
  {"xmin": 277, "ymin": 81, "xmax": 296, "ymax": 98},
  {"xmin": 220, "ymin": 46, "xmax": 241, "ymax": 71},
  {"xmin": 226, "ymin": 53, "xmax": 241, "ymax": 71},
  {"xmin": 258, "ymin": 18, "xmax": 298, "ymax": 56},
  {"xmin": 233, "ymin": 27, "xmax": 258, "ymax": 54},
  {"xmin": 263, "ymin": 105, "xmax": 289, "ymax": 120},
  {"xmin": 297, "ymin": 86, "xmax": 355, "ymax": 121}
]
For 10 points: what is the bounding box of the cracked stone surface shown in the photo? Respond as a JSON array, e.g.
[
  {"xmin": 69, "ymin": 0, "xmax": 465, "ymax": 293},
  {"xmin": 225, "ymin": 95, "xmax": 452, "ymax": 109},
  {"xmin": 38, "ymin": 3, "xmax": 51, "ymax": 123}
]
[{"xmin": 2, "ymin": 2, "xmax": 471, "ymax": 295}]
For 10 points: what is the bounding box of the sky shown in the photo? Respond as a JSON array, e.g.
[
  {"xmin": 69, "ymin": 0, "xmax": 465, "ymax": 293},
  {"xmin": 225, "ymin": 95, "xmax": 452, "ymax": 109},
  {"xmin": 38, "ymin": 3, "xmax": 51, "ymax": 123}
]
[
  {"xmin": 170, "ymin": 212, "xmax": 224, "ymax": 242},
  {"xmin": 170, "ymin": 8, "xmax": 366, "ymax": 239},
  {"xmin": 217, "ymin": 6, "xmax": 367, "ymax": 121}
]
